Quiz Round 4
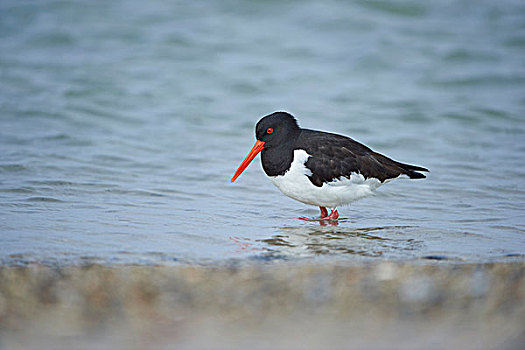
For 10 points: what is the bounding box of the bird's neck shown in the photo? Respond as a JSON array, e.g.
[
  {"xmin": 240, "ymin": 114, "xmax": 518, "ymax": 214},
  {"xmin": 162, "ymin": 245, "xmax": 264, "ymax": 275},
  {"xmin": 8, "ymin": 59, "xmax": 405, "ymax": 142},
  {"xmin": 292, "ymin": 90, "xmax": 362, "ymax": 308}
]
[{"xmin": 261, "ymin": 143, "xmax": 295, "ymax": 177}]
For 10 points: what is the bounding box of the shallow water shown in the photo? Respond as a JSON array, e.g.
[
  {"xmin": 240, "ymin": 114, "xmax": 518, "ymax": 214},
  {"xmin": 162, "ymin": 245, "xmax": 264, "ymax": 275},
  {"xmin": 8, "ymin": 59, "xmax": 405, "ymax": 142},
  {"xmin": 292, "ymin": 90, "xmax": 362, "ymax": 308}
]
[{"xmin": 1, "ymin": 0, "xmax": 524, "ymax": 266}]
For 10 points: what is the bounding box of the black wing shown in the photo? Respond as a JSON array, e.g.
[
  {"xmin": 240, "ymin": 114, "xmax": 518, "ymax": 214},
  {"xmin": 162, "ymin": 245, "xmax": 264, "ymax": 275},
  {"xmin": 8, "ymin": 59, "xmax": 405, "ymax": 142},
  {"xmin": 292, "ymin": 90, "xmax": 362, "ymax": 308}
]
[{"xmin": 296, "ymin": 129, "xmax": 428, "ymax": 187}]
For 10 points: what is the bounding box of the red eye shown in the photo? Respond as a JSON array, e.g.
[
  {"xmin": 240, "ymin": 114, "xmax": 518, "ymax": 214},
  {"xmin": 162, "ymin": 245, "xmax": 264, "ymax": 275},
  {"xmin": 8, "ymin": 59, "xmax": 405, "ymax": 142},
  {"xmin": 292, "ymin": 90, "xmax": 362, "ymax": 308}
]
[{"xmin": 267, "ymin": 128, "xmax": 274, "ymax": 134}]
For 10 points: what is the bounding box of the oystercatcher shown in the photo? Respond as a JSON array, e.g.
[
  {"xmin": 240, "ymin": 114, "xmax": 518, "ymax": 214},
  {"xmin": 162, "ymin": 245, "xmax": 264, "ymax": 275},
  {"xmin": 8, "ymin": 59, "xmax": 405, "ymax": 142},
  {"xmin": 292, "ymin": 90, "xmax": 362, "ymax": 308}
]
[{"xmin": 231, "ymin": 112, "xmax": 428, "ymax": 220}]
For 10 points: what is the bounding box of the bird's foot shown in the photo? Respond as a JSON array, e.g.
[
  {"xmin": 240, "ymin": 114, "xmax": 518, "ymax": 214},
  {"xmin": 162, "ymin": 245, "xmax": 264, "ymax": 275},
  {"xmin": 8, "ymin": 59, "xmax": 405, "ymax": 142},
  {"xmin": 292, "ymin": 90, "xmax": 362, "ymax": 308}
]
[
  {"xmin": 296, "ymin": 208, "xmax": 338, "ymax": 223},
  {"xmin": 296, "ymin": 207, "xmax": 327, "ymax": 221},
  {"xmin": 320, "ymin": 209, "xmax": 339, "ymax": 221}
]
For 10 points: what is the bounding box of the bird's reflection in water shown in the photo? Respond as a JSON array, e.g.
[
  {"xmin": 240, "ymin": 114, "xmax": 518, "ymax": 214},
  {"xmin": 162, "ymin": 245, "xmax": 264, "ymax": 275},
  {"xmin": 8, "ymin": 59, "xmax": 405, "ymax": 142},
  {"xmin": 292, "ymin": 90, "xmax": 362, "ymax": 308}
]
[{"xmin": 258, "ymin": 225, "xmax": 424, "ymax": 259}]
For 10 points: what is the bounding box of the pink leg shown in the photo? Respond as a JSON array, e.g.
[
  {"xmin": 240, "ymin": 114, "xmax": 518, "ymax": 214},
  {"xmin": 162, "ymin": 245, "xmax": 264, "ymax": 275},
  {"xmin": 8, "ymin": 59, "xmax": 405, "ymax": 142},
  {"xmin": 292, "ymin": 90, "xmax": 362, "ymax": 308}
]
[
  {"xmin": 328, "ymin": 209, "xmax": 339, "ymax": 220},
  {"xmin": 320, "ymin": 206, "xmax": 328, "ymax": 218},
  {"xmin": 297, "ymin": 206, "xmax": 328, "ymax": 220},
  {"xmin": 320, "ymin": 208, "xmax": 339, "ymax": 221}
]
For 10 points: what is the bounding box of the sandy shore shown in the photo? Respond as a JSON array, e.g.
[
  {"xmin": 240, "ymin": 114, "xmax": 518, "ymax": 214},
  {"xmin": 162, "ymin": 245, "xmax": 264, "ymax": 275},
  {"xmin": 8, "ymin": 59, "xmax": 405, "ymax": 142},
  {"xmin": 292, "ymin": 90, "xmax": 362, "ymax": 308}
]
[{"xmin": 1, "ymin": 261, "xmax": 524, "ymax": 349}]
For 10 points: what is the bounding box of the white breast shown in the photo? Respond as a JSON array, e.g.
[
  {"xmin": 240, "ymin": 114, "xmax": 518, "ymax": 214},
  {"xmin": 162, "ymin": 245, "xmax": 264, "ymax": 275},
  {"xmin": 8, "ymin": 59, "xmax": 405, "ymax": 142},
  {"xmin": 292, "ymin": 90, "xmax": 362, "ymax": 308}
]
[{"xmin": 268, "ymin": 149, "xmax": 384, "ymax": 209}]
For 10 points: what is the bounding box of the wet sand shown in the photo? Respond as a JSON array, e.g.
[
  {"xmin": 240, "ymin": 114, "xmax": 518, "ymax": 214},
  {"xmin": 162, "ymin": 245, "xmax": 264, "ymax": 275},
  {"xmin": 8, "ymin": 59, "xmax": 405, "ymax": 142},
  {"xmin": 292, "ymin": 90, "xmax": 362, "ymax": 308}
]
[{"xmin": 1, "ymin": 261, "xmax": 524, "ymax": 349}]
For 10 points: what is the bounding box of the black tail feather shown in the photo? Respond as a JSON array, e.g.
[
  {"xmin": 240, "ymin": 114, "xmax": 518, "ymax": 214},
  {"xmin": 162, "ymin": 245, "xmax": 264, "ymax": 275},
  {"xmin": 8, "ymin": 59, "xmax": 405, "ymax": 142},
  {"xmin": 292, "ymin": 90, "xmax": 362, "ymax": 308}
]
[
  {"xmin": 396, "ymin": 161, "xmax": 429, "ymax": 179},
  {"xmin": 406, "ymin": 170, "xmax": 427, "ymax": 179}
]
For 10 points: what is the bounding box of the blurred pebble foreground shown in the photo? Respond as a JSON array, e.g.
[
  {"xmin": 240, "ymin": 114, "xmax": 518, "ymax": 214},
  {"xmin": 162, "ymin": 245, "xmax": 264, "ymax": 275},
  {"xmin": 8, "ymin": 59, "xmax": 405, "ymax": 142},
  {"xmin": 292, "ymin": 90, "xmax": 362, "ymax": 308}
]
[{"xmin": 0, "ymin": 262, "xmax": 524, "ymax": 349}]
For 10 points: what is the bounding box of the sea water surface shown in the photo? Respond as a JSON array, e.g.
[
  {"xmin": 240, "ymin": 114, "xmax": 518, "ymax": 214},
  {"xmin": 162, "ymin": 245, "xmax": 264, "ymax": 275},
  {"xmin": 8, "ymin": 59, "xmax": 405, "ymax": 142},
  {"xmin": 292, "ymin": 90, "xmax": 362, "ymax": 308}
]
[{"xmin": 1, "ymin": 0, "xmax": 524, "ymax": 266}]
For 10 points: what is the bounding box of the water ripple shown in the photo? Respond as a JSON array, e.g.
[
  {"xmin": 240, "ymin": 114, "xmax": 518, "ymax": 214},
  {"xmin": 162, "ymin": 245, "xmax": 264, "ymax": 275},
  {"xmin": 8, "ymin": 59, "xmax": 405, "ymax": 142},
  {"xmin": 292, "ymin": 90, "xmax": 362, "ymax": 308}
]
[{"xmin": 0, "ymin": 0, "xmax": 523, "ymax": 266}]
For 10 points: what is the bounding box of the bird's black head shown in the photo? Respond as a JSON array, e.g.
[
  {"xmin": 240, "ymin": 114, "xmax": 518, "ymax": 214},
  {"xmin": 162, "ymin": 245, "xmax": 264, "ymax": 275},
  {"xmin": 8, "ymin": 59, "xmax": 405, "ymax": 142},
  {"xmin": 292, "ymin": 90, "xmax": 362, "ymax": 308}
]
[
  {"xmin": 231, "ymin": 111, "xmax": 300, "ymax": 183},
  {"xmin": 255, "ymin": 111, "xmax": 300, "ymax": 149}
]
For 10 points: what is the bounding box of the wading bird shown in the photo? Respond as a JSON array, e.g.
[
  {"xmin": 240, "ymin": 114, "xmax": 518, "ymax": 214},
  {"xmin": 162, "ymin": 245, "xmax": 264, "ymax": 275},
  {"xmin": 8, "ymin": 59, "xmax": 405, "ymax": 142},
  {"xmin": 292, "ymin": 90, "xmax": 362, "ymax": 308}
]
[{"xmin": 231, "ymin": 112, "xmax": 428, "ymax": 220}]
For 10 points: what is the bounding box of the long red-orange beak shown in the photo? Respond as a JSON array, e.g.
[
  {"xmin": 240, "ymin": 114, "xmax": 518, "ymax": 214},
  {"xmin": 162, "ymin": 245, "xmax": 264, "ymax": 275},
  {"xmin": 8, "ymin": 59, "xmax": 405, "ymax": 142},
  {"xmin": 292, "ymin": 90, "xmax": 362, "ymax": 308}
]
[{"xmin": 230, "ymin": 140, "xmax": 265, "ymax": 183}]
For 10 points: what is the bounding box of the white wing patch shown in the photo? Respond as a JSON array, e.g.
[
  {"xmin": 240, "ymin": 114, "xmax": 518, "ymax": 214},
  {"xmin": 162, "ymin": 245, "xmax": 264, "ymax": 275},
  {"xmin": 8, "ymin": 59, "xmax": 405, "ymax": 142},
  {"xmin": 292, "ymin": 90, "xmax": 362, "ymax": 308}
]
[{"xmin": 268, "ymin": 149, "xmax": 385, "ymax": 209}]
